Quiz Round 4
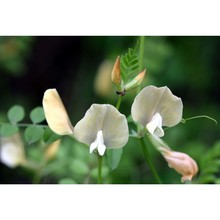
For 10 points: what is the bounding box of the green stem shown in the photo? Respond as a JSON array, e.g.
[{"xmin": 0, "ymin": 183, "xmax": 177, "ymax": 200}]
[
  {"xmin": 136, "ymin": 36, "xmax": 145, "ymax": 134},
  {"xmin": 139, "ymin": 36, "xmax": 145, "ymax": 71},
  {"xmin": 116, "ymin": 95, "xmax": 122, "ymax": 110},
  {"xmin": 98, "ymin": 155, "xmax": 103, "ymax": 184},
  {"xmin": 140, "ymin": 138, "xmax": 162, "ymax": 184},
  {"xmin": 137, "ymin": 36, "xmax": 145, "ymax": 94},
  {"xmin": 0, "ymin": 122, "xmax": 47, "ymax": 128}
]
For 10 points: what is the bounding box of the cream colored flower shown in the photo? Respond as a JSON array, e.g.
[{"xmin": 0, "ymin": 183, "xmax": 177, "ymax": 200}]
[
  {"xmin": 74, "ymin": 104, "xmax": 129, "ymax": 156},
  {"xmin": 160, "ymin": 148, "xmax": 198, "ymax": 182},
  {"xmin": 43, "ymin": 89, "xmax": 74, "ymax": 135},
  {"xmin": 0, "ymin": 133, "xmax": 26, "ymax": 168},
  {"xmin": 44, "ymin": 140, "xmax": 61, "ymax": 161},
  {"xmin": 131, "ymin": 86, "xmax": 183, "ymax": 137},
  {"xmin": 94, "ymin": 59, "xmax": 114, "ymax": 97}
]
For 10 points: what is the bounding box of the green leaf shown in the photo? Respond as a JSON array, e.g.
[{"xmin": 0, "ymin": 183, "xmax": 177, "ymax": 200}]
[
  {"xmin": 70, "ymin": 159, "xmax": 89, "ymax": 175},
  {"xmin": 0, "ymin": 124, "xmax": 19, "ymax": 137},
  {"xmin": 43, "ymin": 127, "xmax": 61, "ymax": 144},
  {"xmin": 24, "ymin": 126, "xmax": 44, "ymax": 144},
  {"xmin": 7, "ymin": 105, "xmax": 25, "ymax": 123},
  {"xmin": 120, "ymin": 47, "xmax": 140, "ymax": 83},
  {"xmin": 30, "ymin": 106, "xmax": 45, "ymax": 124},
  {"xmin": 59, "ymin": 178, "xmax": 77, "ymax": 184},
  {"xmin": 106, "ymin": 148, "xmax": 123, "ymax": 171}
]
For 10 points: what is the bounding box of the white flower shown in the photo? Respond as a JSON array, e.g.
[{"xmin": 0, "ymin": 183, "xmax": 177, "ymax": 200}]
[
  {"xmin": 74, "ymin": 104, "xmax": 129, "ymax": 156},
  {"xmin": 43, "ymin": 89, "xmax": 74, "ymax": 135},
  {"xmin": 131, "ymin": 86, "xmax": 183, "ymax": 137},
  {"xmin": 0, "ymin": 133, "xmax": 26, "ymax": 168}
]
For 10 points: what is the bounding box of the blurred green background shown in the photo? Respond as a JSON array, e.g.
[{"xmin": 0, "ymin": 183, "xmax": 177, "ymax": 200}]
[{"xmin": 0, "ymin": 36, "xmax": 220, "ymax": 184}]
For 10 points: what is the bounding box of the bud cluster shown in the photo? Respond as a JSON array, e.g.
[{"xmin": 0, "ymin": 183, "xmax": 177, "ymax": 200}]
[{"xmin": 111, "ymin": 56, "xmax": 146, "ymax": 95}]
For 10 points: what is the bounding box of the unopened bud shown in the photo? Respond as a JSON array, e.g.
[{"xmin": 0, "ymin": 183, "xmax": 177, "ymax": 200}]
[
  {"xmin": 161, "ymin": 148, "xmax": 198, "ymax": 182},
  {"xmin": 124, "ymin": 69, "xmax": 146, "ymax": 91},
  {"xmin": 111, "ymin": 56, "xmax": 122, "ymax": 89}
]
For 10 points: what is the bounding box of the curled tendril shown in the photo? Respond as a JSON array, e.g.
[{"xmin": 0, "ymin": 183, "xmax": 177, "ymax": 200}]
[{"xmin": 181, "ymin": 115, "xmax": 217, "ymax": 125}]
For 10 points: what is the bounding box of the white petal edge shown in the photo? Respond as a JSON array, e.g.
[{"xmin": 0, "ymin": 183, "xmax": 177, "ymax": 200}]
[{"xmin": 43, "ymin": 89, "xmax": 74, "ymax": 135}]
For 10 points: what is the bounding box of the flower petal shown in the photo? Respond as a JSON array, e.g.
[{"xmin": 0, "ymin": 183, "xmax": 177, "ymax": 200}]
[
  {"xmin": 0, "ymin": 134, "xmax": 25, "ymax": 168},
  {"xmin": 74, "ymin": 104, "xmax": 129, "ymax": 149},
  {"xmin": 131, "ymin": 86, "xmax": 183, "ymax": 128},
  {"xmin": 101, "ymin": 104, "xmax": 129, "ymax": 148},
  {"xmin": 163, "ymin": 149, "xmax": 198, "ymax": 182},
  {"xmin": 89, "ymin": 130, "xmax": 106, "ymax": 156},
  {"xmin": 43, "ymin": 89, "xmax": 74, "ymax": 135},
  {"xmin": 146, "ymin": 113, "xmax": 164, "ymax": 137},
  {"xmin": 74, "ymin": 104, "xmax": 107, "ymax": 146},
  {"xmin": 148, "ymin": 134, "xmax": 198, "ymax": 182}
]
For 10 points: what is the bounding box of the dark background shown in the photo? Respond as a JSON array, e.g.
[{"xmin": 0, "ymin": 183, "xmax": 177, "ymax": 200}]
[{"xmin": 0, "ymin": 36, "xmax": 220, "ymax": 184}]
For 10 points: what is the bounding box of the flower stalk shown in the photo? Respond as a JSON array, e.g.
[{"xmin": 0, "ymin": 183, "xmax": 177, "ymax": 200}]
[
  {"xmin": 137, "ymin": 36, "xmax": 145, "ymax": 94},
  {"xmin": 116, "ymin": 95, "xmax": 122, "ymax": 110},
  {"xmin": 98, "ymin": 155, "xmax": 103, "ymax": 184},
  {"xmin": 140, "ymin": 137, "xmax": 162, "ymax": 184}
]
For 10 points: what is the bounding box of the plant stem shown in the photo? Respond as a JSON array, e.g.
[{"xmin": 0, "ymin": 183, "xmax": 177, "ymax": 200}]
[
  {"xmin": 137, "ymin": 36, "xmax": 145, "ymax": 94},
  {"xmin": 139, "ymin": 36, "xmax": 145, "ymax": 71},
  {"xmin": 140, "ymin": 137, "xmax": 162, "ymax": 184},
  {"xmin": 98, "ymin": 155, "xmax": 103, "ymax": 184},
  {"xmin": 116, "ymin": 95, "xmax": 122, "ymax": 110}
]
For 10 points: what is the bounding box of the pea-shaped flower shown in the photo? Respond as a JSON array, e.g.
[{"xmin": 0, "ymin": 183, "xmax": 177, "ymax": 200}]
[
  {"xmin": 131, "ymin": 86, "xmax": 183, "ymax": 137},
  {"xmin": 161, "ymin": 148, "xmax": 198, "ymax": 182},
  {"xmin": 43, "ymin": 89, "xmax": 129, "ymax": 156},
  {"xmin": 74, "ymin": 104, "xmax": 129, "ymax": 156}
]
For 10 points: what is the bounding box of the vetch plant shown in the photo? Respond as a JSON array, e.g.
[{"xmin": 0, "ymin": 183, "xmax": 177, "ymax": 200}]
[
  {"xmin": 130, "ymin": 85, "xmax": 199, "ymax": 183},
  {"xmin": 0, "ymin": 36, "xmax": 217, "ymax": 184},
  {"xmin": 43, "ymin": 88, "xmax": 129, "ymax": 183},
  {"xmin": 43, "ymin": 90, "xmax": 128, "ymax": 157}
]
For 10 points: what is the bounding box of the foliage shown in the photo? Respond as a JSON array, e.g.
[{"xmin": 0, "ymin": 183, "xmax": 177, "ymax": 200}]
[
  {"xmin": 120, "ymin": 48, "xmax": 140, "ymax": 83},
  {"xmin": 0, "ymin": 36, "xmax": 220, "ymax": 184}
]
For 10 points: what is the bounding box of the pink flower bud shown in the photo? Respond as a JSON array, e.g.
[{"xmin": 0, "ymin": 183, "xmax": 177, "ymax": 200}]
[
  {"xmin": 161, "ymin": 148, "xmax": 198, "ymax": 182},
  {"xmin": 111, "ymin": 56, "xmax": 121, "ymax": 87}
]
